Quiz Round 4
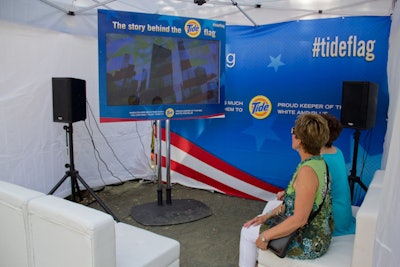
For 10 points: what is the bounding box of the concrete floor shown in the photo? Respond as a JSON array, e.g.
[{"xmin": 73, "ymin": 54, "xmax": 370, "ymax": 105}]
[{"xmin": 85, "ymin": 180, "xmax": 266, "ymax": 267}]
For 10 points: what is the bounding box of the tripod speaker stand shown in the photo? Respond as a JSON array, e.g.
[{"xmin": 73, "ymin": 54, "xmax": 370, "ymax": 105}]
[
  {"xmin": 348, "ymin": 129, "xmax": 369, "ymax": 202},
  {"xmin": 48, "ymin": 123, "xmax": 119, "ymax": 221},
  {"xmin": 51, "ymin": 77, "xmax": 118, "ymax": 221},
  {"xmin": 341, "ymin": 80, "xmax": 378, "ymax": 202}
]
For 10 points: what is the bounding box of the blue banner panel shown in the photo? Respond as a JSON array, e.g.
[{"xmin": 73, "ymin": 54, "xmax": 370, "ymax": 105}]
[
  {"xmin": 98, "ymin": 9, "xmax": 226, "ymax": 121},
  {"xmin": 169, "ymin": 16, "xmax": 390, "ymax": 204}
]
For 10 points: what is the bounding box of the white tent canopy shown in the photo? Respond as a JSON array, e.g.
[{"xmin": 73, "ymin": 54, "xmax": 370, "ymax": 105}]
[
  {"xmin": 0, "ymin": 0, "xmax": 395, "ymax": 36},
  {"xmin": 1, "ymin": 0, "xmax": 400, "ymax": 266}
]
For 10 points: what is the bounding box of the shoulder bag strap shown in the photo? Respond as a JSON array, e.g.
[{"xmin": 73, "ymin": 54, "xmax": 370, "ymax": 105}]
[{"xmin": 307, "ymin": 162, "xmax": 330, "ymax": 223}]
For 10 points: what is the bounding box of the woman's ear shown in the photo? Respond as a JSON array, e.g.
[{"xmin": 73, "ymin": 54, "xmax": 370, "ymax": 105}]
[{"xmin": 293, "ymin": 138, "xmax": 302, "ymax": 150}]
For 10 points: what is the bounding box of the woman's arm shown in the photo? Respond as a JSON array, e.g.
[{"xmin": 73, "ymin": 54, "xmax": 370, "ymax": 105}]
[
  {"xmin": 257, "ymin": 165, "xmax": 318, "ymax": 249},
  {"xmin": 292, "ymin": 165, "xmax": 319, "ymax": 226}
]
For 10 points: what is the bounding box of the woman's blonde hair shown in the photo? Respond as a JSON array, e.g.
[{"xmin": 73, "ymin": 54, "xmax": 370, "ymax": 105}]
[{"xmin": 294, "ymin": 114, "xmax": 330, "ymax": 155}]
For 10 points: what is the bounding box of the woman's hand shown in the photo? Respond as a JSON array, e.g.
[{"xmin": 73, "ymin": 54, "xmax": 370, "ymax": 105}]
[
  {"xmin": 256, "ymin": 232, "xmax": 269, "ymax": 250},
  {"xmin": 243, "ymin": 214, "xmax": 266, "ymax": 228},
  {"xmin": 243, "ymin": 203, "xmax": 285, "ymax": 229},
  {"xmin": 274, "ymin": 204, "xmax": 285, "ymax": 216},
  {"xmin": 276, "ymin": 190, "xmax": 285, "ymax": 201}
]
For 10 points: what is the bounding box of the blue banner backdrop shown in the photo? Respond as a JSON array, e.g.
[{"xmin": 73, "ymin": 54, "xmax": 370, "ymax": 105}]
[{"xmin": 164, "ymin": 16, "xmax": 390, "ymax": 205}]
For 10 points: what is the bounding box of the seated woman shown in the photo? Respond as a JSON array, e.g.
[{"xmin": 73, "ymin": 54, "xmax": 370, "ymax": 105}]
[
  {"xmin": 320, "ymin": 113, "xmax": 355, "ymax": 236},
  {"xmin": 239, "ymin": 114, "xmax": 334, "ymax": 267}
]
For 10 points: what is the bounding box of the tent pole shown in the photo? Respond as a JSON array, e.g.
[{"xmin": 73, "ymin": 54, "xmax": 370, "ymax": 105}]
[
  {"xmin": 39, "ymin": 0, "xmax": 68, "ymax": 13},
  {"xmin": 75, "ymin": 0, "xmax": 118, "ymax": 14},
  {"xmin": 230, "ymin": 0, "xmax": 257, "ymax": 26}
]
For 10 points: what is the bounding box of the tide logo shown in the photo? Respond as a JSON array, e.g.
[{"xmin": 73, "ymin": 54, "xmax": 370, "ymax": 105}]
[
  {"xmin": 249, "ymin": 95, "xmax": 272, "ymax": 119},
  {"xmin": 184, "ymin": 19, "xmax": 201, "ymax": 38},
  {"xmin": 165, "ymin": 108, "xmax": 175, "ymax": 118}
]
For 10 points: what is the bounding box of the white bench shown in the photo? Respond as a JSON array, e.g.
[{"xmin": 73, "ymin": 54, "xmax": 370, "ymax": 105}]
[
  {"xmin": 0, "ymin": 181, "xmax": 180, "ymax": 267},
  {"xmin": 258, "ymin": 170, "xmax": 384, "ymax": 267}
]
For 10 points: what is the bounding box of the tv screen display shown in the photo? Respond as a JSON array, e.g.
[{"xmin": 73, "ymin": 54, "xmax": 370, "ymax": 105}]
[{"xmin": 98, "ymin": 10, "xmax": 226, "ymax": 121}]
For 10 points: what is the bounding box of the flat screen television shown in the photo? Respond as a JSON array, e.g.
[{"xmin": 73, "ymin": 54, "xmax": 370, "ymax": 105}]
[{"xmin": 98, "ymin": 10, "xmax": 226, "ymax": 121}]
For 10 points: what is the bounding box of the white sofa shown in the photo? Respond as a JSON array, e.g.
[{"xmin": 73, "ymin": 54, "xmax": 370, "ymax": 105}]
[
  {"xmin": 0, "ymin": 181, "xmax": 45, "ymax": 267},
  {"xmin": 258, "ymin": 170, "xmax": 384, "ymax": 267},
  {"xmin": 0, "ymin": 180, "xmax": 180, "ymax": 267}
]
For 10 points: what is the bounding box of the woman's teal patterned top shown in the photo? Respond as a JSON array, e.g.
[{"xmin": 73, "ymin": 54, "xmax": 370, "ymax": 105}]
[{"xmin": 261, "ymin": 156, "xmax": 334, "ymax": 259}]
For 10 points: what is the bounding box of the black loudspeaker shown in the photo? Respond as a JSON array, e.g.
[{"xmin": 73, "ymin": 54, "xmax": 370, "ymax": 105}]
[
  {"xmin": 340, "ymin": 81, "xmax": 378, "ymax": 130},
  {"xmin": 52, "ymin": 77, "xmax": 86, "ymax": 123}
]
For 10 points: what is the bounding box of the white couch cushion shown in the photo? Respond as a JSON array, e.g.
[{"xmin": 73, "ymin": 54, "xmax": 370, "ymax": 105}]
[
  {"xmin": 115, "ymin": 222, "xmax": 180, "ymax": 267},
  {"xmin": 258, "ymin": 234, "xmax": 354, "ymax": 267},
  {"xmin": 0, "ymin": 181, "xmax": 45, "ymax": 267},
  {"xmin": 28, "ymin": 195, "xmax": 116, "ymax": 267}
]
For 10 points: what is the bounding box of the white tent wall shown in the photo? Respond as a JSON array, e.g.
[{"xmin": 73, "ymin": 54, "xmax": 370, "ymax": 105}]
[
  {"xmin": 0, "ymin": 21, "xmax": 155, "ymax": 196},
  {"xmin": 1, "ymin": 0, "xmax": 400, "ymax": 265},
  {"xmin": 374, "ymin": 2, "xmax": 400, "ymax": 266}
]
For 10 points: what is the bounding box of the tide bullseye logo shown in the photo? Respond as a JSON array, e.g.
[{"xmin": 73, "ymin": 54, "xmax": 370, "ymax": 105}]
[
  {"xmin": 249, "ymin": 95, "xmax": 272, "ymax": 119},
  {"xmin": 184, "ymin": 19, "xmax": 201, "ymax": 38},
  {"xmin": 165, "ymin": 108, "xmax": 175, "ymax": 118}
]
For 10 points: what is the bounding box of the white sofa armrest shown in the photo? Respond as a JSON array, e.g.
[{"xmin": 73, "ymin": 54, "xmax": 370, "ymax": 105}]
[
  {"xmin": 28, "ymin": 195, "xmax": 116, "ymax": 267},
  {"xmin": 369, "ymin": 169, "xmax": 385, "ymax": 189},
  {"xmin": 352, "ymin": 186, "xmax": 382, "ymax": 267},
  {"xmin": 0, "ymin": 181, "xmax": 45, "ymax": 267}
]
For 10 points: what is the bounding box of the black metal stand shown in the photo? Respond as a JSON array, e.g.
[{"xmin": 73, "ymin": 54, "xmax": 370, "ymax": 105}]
[
  {"xmin": 48, "ymin": 123, "xmax": 119, "ymax": 222},
  {"xmin": 348, "ymin": 129, "xmax": 368, "ymax": 202},
  {"xmin": 130, "ymin": 120, "xmax": 212, "ymax": 226},
  {"xmin": 155, "ymin": 119, "xmax": 172, "ymax": 206}
]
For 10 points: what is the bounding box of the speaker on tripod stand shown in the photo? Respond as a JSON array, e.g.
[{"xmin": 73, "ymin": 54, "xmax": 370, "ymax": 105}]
[
  {"xmin": 50, "ymin": 77, "xmax": 119, "ymax": 221},
  {"xmin": 340, "ymin": 81, "xmax": 378, "ymax": 202}
]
